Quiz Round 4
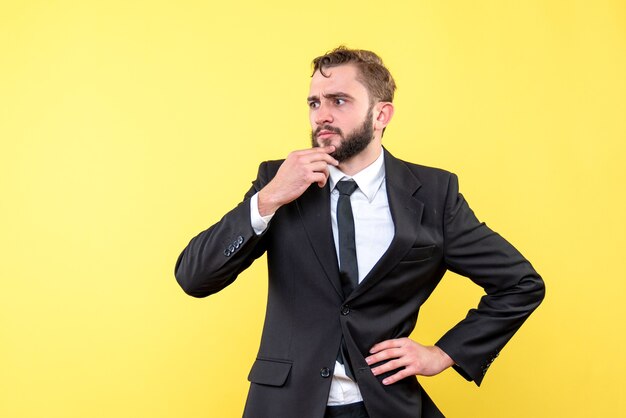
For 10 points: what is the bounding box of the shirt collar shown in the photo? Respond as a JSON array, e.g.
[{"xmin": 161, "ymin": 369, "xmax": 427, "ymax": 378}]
[{"xmin": 328, "ymin": 148, "xmax": 386, "ymax": 203}]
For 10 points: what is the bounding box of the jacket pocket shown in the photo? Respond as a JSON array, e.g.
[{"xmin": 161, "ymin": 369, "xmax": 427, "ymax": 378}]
[
  {"xmin": 400, "ymin": 244, "xmax": 436, "ymax": 263},
  {"xmin": 247, "ymin": 357, "xmax": 293, "ymax": 387}
]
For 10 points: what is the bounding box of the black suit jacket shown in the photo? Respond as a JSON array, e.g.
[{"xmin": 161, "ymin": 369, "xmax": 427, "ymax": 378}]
[{"xmin": 175, "ymin": 149, "xmax": 545, "ymax": 418}]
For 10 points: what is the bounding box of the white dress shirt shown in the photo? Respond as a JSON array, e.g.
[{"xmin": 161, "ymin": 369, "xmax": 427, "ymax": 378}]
[{"xmin": 250, "ymin": 148, "xmax": 394, "ymax": 405}]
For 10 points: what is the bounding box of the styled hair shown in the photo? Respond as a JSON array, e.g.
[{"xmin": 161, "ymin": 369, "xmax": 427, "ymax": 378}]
[{"xmin": 312, "ymin": 46, "xmax": 396, "ymax": 104}]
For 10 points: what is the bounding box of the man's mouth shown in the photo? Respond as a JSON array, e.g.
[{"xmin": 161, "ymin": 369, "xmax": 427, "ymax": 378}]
[
  {"xmin": 316, "ymin": 126, "xmax": 342, "ymax": 139},
  {"xmin": 317, "ymin": 130, "xmax": 337, "ymax": 138}
]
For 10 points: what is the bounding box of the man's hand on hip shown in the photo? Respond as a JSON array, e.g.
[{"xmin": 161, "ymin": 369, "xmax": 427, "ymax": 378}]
[
  {"xmin": 258, "ymin": 146, "xmax": 338, "ymax": 216},
  {"xmin": 366, "ymin": 338, "xmax": 454, "ymax": 385}
]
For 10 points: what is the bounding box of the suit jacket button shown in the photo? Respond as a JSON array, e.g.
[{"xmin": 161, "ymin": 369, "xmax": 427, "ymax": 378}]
[
  {"xmin": 341, "ymin": 305, "xmax": 350, "ymax": 315},
  {"xmin": 320, "ymin": 367, "xmax": 331, "ymax": 378},
  {"xmin": 228, "ymin": 244, "xmax": 235, "ymax": 252},
  {"xmin": 224, "ymin": 249, "xmax": 231, "ymax": 257},
  {"xmin": 237, "ymin": 236, "xmax": 244, "ymax": 244}
]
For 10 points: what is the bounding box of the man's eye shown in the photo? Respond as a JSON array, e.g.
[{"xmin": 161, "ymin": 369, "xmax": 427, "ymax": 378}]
[
  {"xmin": 308, "ymin": 101, "xmax": 319, "ymax": 109},
  {"xmin": 335, "ymin": 98, "xmax": 346, "ymax": 105}
]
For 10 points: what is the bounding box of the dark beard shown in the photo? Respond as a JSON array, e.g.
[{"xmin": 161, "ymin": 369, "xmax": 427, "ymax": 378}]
[{"xmin": 311, "ymin": 107, "xmax": 374, "ymax": 162}]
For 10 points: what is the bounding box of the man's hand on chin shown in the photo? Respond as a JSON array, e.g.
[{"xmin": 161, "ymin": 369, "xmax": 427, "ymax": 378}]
[
  {"xmin": 257, "ymin": 145, "xmax": 338, "ymax": 216},
  {"xmin": 365, "ymin": 338, "xmax": 455, "ymax": 385}
]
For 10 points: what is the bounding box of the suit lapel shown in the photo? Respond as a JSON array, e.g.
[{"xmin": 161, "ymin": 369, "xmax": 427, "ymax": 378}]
[
  {"xmin": 347, "ymin": 150, "xmax": 425, "ymax": 300},
  {"xmin": 296, "ymin": 184, "xmax": 343, "ymax": 298}
]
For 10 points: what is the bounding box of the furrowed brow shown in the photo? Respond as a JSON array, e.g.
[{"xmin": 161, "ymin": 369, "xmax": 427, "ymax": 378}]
[
  {"xmin": 322, "ymin": 92, "xmax": 354, "ymax": 101},
  {"xmin": 307, "ymin": 92, "xmax": 355, "ymax": 103}
]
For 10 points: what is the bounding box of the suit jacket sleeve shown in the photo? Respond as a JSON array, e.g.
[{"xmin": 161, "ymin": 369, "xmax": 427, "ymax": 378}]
[
  {"xmin": 435, "ymin": 173, "xmax": 545, "ymax": 386},
  {"xmin": 174, "ymin": 161, "xmax": 275, "ymax": 298}
]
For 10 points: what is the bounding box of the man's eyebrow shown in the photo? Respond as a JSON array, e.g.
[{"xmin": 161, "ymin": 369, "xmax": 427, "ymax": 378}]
[{"xmin": 307, "ymin": 92, "xmax": 355, "ymax": 102}]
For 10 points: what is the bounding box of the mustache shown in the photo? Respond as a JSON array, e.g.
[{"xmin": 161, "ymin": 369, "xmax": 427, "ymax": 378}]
[{"xmin": 314, "ymin": 125, "xmax": 343, "ymax": 137}]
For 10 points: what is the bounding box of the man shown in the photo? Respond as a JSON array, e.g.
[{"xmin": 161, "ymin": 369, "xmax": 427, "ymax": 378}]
[{"xmin": 175, "ymin": 46, "xmax": 545, "ymax": 418}]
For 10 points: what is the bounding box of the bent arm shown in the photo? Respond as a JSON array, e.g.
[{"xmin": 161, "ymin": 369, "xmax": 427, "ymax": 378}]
[
  {"xmin": 436, "ymin": 173, "xmax": 546, "ymax": 385},
  {"xmin": 174, "ymin": 162, "xmax": 273, "ymax": 298},
  {"xmin": 175, "ymin": 147, "xmax": 337, "ymax": 298}
]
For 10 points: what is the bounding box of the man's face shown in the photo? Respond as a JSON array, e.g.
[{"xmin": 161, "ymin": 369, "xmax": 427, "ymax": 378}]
[{"xmin": 308, "ymin": 64, "xmax": 375, "ymax": 162}]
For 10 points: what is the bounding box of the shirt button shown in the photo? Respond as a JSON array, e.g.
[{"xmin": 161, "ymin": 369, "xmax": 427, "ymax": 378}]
[
  {"xmin": 341, "ymin": 305, "xmax": 350, "ymax": 315},
  {"xmin": 320, "ymin": 367, "xmax": 331, "ymax": 378}
]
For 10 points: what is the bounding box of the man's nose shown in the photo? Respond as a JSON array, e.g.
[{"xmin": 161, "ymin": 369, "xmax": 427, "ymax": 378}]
[{"xmin": 314, "ymin": 103, "xmax": 334, "ymax": 125}]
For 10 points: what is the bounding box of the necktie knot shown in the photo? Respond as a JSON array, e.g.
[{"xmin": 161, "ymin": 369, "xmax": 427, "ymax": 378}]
[{"xmin": 336, "ymin": 180, "xmax": 358, "ymax": 196}]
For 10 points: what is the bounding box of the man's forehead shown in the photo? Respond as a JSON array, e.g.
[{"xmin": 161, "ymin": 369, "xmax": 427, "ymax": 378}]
[{"xmin": 309, "ymin": 64, "xmax": 367, "ymax": 95}]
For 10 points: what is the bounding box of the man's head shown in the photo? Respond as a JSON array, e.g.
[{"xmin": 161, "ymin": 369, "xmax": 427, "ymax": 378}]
[
  {"xmin": 308, "ymin": 46, "xmax": 396, "ymax": 162},
  {"xmin": 312, "ymin": 46, "xmax": 396, "ymax": 105}
]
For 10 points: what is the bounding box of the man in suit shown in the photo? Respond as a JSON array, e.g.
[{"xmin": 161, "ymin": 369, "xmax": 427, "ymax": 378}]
[{"xmin": 175, "ymin": 46, "xmax": 545, "ymax": 418}]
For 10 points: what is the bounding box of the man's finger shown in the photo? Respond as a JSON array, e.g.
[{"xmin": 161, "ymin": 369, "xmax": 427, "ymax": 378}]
[
  {"xmin": 305, "ymin": 152, "xmax": 338, "ymax": 167},
  {"xmin": 309, "ymin": 172, "xmax": 329, "ymax": 188},
  {"xmin": 313, "ymin": 145, "xmax": 336, "ymax": 154},
  {"xmin": 288, "ymin": 152, "xmax": 338, "ymax": 168},
  {"xmin": 292, "ymin": 145, "xmax": 336, "ymax": 156},
  {"xmin": 370, "ymin": 358, "xmax": 405, "ymax": 376},
  {"xmin": 381, "ymin": 369, "xmax": 412, "ymax": 386},
  {"xmin": 308, "ymin": 161, "xmax": 332, "ymax": 174},
  {"xmin": 369, "ymin": 338, "xmax": 403, "ymax": 354},
  {"xmin": 365, "ymin": 347, "xmax": 403, "ymax": 365},
  {"xmin": 314, "ymin": 166, "xmax": 330, "ymax": 188}
]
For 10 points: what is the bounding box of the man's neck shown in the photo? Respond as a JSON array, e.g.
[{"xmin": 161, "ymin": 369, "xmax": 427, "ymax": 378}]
[{"xmin": 337, "ymin": 140, "xmax": 383, "ymax": 176}]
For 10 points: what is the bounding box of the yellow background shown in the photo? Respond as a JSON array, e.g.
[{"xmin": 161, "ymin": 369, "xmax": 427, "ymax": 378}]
[{"xmin": 1, "ymin": 1, "xmax": 624, "ymax": 417}]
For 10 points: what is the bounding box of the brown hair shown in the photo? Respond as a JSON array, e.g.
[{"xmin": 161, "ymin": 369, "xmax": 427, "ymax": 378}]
[{"xmin": 312, "ymin": 46, "xmax": 396, "ymax": 104}]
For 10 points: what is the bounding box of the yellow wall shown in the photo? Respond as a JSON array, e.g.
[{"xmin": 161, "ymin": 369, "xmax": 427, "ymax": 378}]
[{"xmin": 1, "ymin": 1, "xmax": 624, "ymax": 417}]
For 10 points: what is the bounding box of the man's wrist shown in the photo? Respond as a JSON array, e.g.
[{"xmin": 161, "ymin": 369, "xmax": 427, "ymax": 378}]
[
  {"xmin": 433, "ymin": 345, "xmax": 455, "ymax": 370},
  {"xmin": 257, "ymin": 188, "xmax": 281, "ymax": 216}
]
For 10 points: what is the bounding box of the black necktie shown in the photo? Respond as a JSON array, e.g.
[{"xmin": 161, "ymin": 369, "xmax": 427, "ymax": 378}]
[
  {"xmin": 336, "ymin": 180, "xmax": 359, "ymax": 297},
  {"xmin": 335, "ymin": 179, "xmax": 359, "ymax": 381}
]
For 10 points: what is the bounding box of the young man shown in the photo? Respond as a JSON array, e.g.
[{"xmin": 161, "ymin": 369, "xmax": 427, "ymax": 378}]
[{"xmin": 175, "ymin": 46, "xmax": 545, "ymax": 418}]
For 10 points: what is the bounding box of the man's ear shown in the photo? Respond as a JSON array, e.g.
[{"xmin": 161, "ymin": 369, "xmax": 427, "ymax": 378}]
[{"xmin": 374, "ymin": 102, "xmax": 394, "ymax": 132}]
